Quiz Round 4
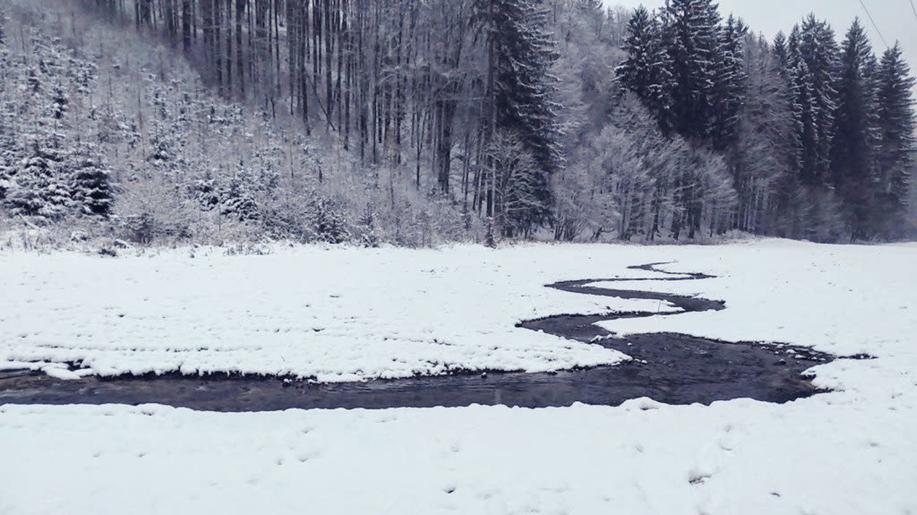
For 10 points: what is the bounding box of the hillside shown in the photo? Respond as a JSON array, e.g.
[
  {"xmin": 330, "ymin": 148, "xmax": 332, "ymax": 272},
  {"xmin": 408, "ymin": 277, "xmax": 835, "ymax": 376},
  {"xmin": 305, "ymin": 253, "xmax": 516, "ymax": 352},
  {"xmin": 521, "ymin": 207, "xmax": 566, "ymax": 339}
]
[{"xmin": 0, "ymin": 0, "xmax": 914, "ymax": 247}]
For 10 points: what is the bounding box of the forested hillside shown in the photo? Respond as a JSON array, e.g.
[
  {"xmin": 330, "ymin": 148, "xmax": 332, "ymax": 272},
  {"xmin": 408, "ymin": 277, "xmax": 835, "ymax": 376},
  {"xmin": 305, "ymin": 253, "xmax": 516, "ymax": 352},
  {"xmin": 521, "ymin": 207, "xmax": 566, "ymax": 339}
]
[{"xmin": 0, "ymin": 0, "xmax": 914, "ymax": 246}]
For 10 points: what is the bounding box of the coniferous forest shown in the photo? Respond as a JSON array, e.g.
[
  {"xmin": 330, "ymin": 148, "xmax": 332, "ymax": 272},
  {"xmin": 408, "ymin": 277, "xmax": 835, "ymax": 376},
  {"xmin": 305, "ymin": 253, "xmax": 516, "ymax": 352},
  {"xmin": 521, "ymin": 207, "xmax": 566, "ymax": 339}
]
[{"xmin": 0, "ymin": 0, "xmax": 914, "ymax": 246}]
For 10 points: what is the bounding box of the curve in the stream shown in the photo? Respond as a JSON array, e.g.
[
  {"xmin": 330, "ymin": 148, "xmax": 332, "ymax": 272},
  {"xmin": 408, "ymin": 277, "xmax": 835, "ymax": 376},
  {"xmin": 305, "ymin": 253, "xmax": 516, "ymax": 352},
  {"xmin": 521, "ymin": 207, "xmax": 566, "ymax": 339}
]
[{"xmin": 0, "ymin": 263, "xmax": 855, "ymax": 411}]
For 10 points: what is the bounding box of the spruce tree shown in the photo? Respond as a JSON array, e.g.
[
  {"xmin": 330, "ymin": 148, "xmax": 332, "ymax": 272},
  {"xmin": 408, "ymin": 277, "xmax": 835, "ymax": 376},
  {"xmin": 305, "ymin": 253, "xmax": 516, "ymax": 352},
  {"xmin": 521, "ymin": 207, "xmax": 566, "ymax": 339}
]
[
  {"xmin": 733, "ymin": 34, "xmax": 795, "ymax": 234},
  {"xmin": 660, "ymin": 0, "xmax": 722, "ymax": 141},
  {"xmin": 476, "ymin": 0, "xmax": 562, "ymax": 231},
  {"xmin": 50, "ymin": 83, "xmax": 69, "ymax": 120},
  {"xmin": 709, "ymin": 15, "xmax": 748, "ymax": 151},
  {"xmin": 874, "ymin": 43, "xmax": 916, "ymax": 238},
  {"xmin": 792, "ymin": 15, "xmax": 839, "ymax": 186},
  {"xmin": 220, "ymin": 166, "xmax": 260, "ymax": 222},
  {"xmin": 0, "ymin": 3, "xmax": 6, "ymax": 47},
  {"xmin": 831, "ymin": 19, "xmax": 878, "ymax": 239},
  {"xmin": 67, "ymin": 143, "xmax": 114, "ymax": 218},
  {"xmin": 616, "ymin": 6, "xmax": 674, "ymax": 133},
  {"xmin": 0, "ymin": 11, "xmax": 12, "ymax": 200},
  {"xmin": 4, "ymin": 136, "xmax": 70, "ymax": 222},
  {"xmin": 772, "ymin": 31, "xmax": 789, "ymax": 77}
]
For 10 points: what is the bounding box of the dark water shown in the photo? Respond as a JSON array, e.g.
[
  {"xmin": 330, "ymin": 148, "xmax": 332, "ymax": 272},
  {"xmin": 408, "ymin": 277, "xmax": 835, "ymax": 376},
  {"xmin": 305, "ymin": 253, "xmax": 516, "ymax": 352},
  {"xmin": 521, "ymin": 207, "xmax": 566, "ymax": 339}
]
[{"xmin": 0, "ymin": 263, "xmax": 852, "ymax": 411}]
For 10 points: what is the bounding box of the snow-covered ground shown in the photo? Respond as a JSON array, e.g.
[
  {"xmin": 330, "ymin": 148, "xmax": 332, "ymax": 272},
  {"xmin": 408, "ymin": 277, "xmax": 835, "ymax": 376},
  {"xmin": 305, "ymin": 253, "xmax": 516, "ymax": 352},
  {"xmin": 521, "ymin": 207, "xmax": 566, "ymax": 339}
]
[
  {"xmin": 0, "ymin": 244, "xmax": 682, "ymax": 381},
  {"xmin": 2, "ymin": 239, "xmax": 916, "ymax": 514}
]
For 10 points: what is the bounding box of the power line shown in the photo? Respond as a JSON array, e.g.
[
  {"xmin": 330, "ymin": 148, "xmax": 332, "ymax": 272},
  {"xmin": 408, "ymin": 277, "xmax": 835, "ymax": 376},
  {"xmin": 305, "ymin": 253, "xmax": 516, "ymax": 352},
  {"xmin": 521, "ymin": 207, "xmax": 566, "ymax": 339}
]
[
  {"xmin": 909, "ymin": 0, "xmax": 917, "ymax": 22},
  {"xmin": 857, "ymin": 0, "xmax": 890, "ymax": 49}
]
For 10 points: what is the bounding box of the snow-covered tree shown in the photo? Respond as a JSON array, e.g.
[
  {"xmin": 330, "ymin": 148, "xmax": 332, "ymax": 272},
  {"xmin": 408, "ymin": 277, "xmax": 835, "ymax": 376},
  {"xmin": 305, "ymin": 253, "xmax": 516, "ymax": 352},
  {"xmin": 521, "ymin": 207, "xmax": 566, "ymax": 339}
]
[
  {"xmin": 788, "ymin": 15, "xmax": 839, "ymax": 186},
  {"xmin": 709, "ymin": 15, "xmax": 748, "ymax": 151},
  {"xmin": 219, "ymin": 166, "xmax": 260, "ymax": 223},
  {"xmin": 49, "ymin": 83, "xmax": 70, "ymax": 120},
  {"xmin": 307, "ymin": 195, "xmax": 350, "ymax": 244},
  {"xmin": 476, "ymin": 0, "xmax": 562, "ymax": 229},
  {"xmin": 4, "ymin": 136, "xmax": 70, "ymax": 222},
  {"xmin": 732, "ymin": 35, "xmax": 795, "ymax": 234},
  {"xmin": 831, "ymin": 19, "xmax": 878, "ymax": 239},
  {"xmin": 66, "ymin": 142, "xmax": 114, "ymax": 218},
  {"xmin": 0, "ymin": 3, "xmax": 6, "ymax": 47},
  {"xmin": 660, "ymin": 0, "xmax": 722, "ymax": 141},
  {"xmin": 772, "ymin": 31, "xmax": 789, "ymax": 76},
  {"xmin": 873, "ymin": 43, "xmax": 916, "ymax": 239},
  {"xmin": 485, "ymin": 130, "xmax": 545, "ymax": 237},
  {"xmin": 616, "ymin": 5, "xmax": 674, "ymax": 132},
  {"xmin": 0, "ymin": 13, "xmax": 14, "ymax": 201}
]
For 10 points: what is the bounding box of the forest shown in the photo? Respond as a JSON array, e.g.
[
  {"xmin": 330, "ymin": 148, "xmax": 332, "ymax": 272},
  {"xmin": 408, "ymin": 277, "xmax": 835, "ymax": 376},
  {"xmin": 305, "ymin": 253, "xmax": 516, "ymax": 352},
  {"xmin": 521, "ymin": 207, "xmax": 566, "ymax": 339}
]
[{"xmin": 0, "ymin": 0, "xmax": 914, "ymax": 247}]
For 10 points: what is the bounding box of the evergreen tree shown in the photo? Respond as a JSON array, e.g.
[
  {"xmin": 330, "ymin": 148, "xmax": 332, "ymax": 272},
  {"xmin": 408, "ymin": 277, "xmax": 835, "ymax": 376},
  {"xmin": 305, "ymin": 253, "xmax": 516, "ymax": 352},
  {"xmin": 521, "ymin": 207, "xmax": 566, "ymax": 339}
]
[
  {"xmin": 790, "ymin": 15, "xmax": 839, "ymax": 185},
  {"xmin": 0, "ymin": 12, "xmax": 13, "ymax": 201},
  {"xmin": 709, "ymin": 15, "xmax": 748, "ymax": 150},
  {"xmin": 476, "ymin": 0, "xmax": 562, "ymax": 231},
  {"xmin": 50, "ymin": 83, "xmax": 70, "ymax": 120},
  {"xmin": 772, "ymin": 22, "xmax": 842, "ymax": 240},
  {"xmin": 772, "ymin": 31, "xmax": 789, "ymax": 76},
  {"xmin": 616, "ymin": 6, "xmax": 674, "ymax": 132},
  {"xmin": 831, "ymin": 19, "xmax": 878, "ymax": 239},
  {"xmin": 0, "ymin": 3, "xmax": 6, "ymax": 47},
  {"xmin": 308, "ymin": 195, "xmax": 350, "ymax": 244},
  {"xmin": 660, "ymin": 0, "xmax": 722, "ymax": 141},
  {"xmin": 733, "ymin": 35, "xmax": 795, "ymax": 234},
  {"xmin": 67, "ymin": 143, "xmax": 114, "ymax": 218},
  {"xmin": 219, "ymin": 165, "xmax": 260, "ymax": 222},
  {"xmin": 486, "ymin": 130, "xmax": 544, "ymax": 236},
  {"xmin": 874, "ymin": 43, "xmax": 916, "ymax": 238},
  {"xmin": 4, "ymin": 136, "xmax": 70, "ymax": 222}
]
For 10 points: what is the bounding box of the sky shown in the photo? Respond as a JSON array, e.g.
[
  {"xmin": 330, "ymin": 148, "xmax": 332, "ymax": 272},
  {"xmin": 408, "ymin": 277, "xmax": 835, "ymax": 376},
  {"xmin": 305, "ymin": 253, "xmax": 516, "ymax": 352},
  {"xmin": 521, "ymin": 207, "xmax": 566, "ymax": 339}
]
[{"xmin": 606, "ymin": 0, "xmax": 917, "ymax": 87}]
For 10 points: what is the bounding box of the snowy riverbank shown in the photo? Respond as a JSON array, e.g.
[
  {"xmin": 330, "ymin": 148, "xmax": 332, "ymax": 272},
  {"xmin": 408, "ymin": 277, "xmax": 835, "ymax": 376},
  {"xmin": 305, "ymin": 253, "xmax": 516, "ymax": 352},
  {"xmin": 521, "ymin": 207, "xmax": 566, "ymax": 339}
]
[{"xmin": 1, "ymin": 239, "xmax": 916, "ymax": 514}]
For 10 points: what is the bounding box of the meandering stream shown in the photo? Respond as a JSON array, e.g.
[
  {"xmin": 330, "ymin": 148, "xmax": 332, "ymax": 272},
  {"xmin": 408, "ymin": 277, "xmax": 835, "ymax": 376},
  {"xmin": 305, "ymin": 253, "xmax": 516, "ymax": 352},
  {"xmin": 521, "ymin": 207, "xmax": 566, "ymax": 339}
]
[{"xmin": 0, "ymin": 263, "xmax": 850, "ymax": 411}]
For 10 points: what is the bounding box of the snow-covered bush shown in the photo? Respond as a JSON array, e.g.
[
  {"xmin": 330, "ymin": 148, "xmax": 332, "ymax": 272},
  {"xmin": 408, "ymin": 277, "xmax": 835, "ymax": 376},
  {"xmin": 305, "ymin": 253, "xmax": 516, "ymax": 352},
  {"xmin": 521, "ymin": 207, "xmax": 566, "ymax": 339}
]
[
  {"xmin": 66, "ymin": 143, "xmax": 114, "ymax": 217},
  {"xmin": 114, "ymin": 173, "xmax": 195, "ymax": 244},
  {"xmin": 306, "ymin": 195, "xmax": 350, "ymax": 244}
]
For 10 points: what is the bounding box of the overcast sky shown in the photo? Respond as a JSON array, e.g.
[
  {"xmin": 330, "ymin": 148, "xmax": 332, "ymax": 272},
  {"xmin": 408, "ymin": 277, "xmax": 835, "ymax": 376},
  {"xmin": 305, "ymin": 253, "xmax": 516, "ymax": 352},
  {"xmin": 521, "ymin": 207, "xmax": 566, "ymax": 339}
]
[{"xmin": 606, "ymin": 0, "xmax": 917, "ymax": 83}]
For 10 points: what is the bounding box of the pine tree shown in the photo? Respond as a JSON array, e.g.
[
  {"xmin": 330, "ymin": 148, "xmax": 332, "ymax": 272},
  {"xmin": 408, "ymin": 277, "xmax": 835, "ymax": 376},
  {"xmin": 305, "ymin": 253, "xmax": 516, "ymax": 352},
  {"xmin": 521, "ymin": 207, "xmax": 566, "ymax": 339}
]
[
  {"xmin": 308, "ymin": 195, "xmax": 350, "ymax": 244},
  {"xmin": 791, "ymin": 15, "xmax": 839, "ymax": 186},
  {"xmin": 709, "ymin": 15, "xmax": 748, "ymax": 150},
  {"xmin": 0, "ymin": 3, "xmax": 6, "ymax": 47},
  {"xmin": 660, "ymin": 0, "xmax": 722, "ymax": 141},
  {"xmin": 486, "ymin": 130, "xmax": 544, "ymax": 236},
  {"xmin": 0, "ymin": 12, "xmax": 13, "ymax": 201},
  {"xmin": 831, "ymin": 19, "xmax": 878, "ymax": 239},
  {"xmin": 4, "ymin": 136, "xmax": 70, "ymax": 222},
  {"xmin": 874, "ymin": 43, "xmax": 916, "ymax": 239},
  {"xmin": 0, "ymin": 138, "xmax": 14, "ymax": 200},
  {"xmin": 219, "ymin": 165, "xmax": 260, "ymax": 222},
  {"xmin": 67, "ymin": 143, "xmax": 114, "ymax": 218},
  {"xmin": 733, "ymin": 35, "xmax": 795, "ymax": 234},
  {"xmin": 616, "ymin": 6, "xmax": 674, "ymax": 132},
  {"xmin": 772, "ymin": 31, "xmax": 789, "ymax": 77},
  {"xmin": 50, "ymin": 83, "xmax": 70, "ymax": 120},
  {"xmin": 476, "ymin": 0, "xmax": 562, "ymax": 231}
]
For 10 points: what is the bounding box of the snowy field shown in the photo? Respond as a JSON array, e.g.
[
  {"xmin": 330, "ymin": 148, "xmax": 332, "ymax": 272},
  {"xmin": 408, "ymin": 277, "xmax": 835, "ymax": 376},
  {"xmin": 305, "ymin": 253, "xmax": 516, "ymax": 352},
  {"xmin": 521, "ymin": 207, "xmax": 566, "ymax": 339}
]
[
  {"xmin": 0, "ymin": 244, "xmax": 681, "ymax": 381},
  {"xmin": 1, "ymin": 239, "xmax": 917, "ymax": 514}
]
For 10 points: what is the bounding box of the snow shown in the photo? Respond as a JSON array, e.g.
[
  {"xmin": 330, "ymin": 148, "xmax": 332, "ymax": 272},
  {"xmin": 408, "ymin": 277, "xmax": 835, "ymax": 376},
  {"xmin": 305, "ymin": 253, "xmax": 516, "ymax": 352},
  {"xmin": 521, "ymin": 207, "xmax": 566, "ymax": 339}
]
[
  {"xmin": 1, "ymin": 245, "xmax": 664, "ymax": 381},
  {"xmin": 1, "ymin": 396, "xmax": 915, "ymax": 515},
  {"xmin": 5, "ymin": 240, "xmax": 912, "ymax": 383},
  {"xmin": 1, "ymin": 239, "xmax": 916, "ymax": 514},
  {"xmin": 587, "ymin": 240, "xmax": 917, "ymax": 396}
]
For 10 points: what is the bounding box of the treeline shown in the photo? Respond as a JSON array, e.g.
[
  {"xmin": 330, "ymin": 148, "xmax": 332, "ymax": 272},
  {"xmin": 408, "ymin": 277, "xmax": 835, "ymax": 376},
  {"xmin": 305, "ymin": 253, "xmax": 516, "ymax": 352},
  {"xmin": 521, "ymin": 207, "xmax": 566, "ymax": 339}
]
[
  {"xmin": 616, "ymin": 1, "xmax": 915, "ymax": 241},
  {"xmin": 82, "ymin": 0, "xmax": 578, "ymax": 236},
  {"xmin": 0, "ymin": 0, "xmax": 914, "ymax": 246},
  {"xmin": 0, "ymin": 0, "xmax": 481, "ymax": 247}
]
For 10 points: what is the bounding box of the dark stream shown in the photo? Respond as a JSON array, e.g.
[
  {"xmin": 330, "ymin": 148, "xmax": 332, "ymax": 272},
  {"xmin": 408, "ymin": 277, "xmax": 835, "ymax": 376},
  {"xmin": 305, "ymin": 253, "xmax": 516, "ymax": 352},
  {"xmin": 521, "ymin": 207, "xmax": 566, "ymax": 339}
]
[{"xmin": 0, "ymin": 263, "xmax": 851, "ymax": 411}]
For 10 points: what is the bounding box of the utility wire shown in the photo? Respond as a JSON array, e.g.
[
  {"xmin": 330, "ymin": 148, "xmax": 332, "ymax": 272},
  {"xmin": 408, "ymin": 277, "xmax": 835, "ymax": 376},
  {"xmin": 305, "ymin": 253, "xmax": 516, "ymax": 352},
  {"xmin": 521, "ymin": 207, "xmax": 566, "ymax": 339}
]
[
  {"xmin": 909, "ymin": 0, "xmax": 917, "ymax": 22},
  {"xmin": 857, "ymin": 0, "xmax": 890, "ymax": 49}
]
